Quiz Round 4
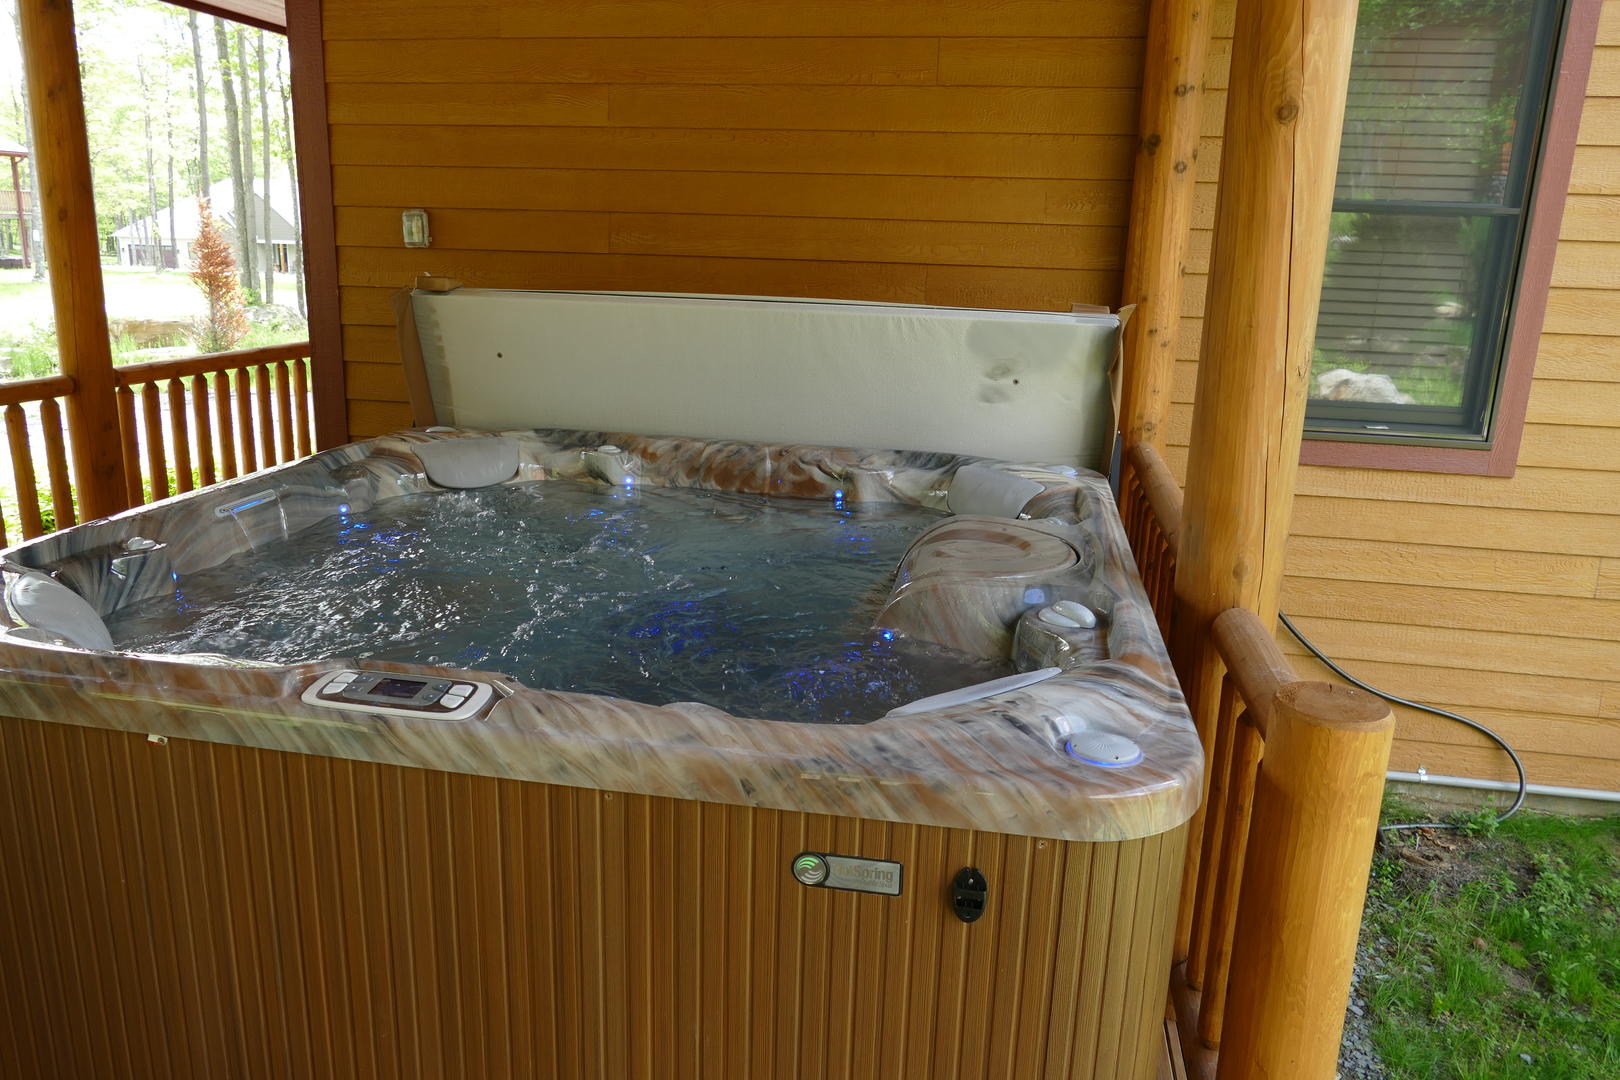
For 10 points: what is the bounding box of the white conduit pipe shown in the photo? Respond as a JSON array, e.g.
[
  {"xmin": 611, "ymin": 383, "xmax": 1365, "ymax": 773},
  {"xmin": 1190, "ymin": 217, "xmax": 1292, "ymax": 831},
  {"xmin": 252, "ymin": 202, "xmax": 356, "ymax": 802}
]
[{"xmin": 1388, "ymin": 770, "xmax": 1620, "ymax": 806}]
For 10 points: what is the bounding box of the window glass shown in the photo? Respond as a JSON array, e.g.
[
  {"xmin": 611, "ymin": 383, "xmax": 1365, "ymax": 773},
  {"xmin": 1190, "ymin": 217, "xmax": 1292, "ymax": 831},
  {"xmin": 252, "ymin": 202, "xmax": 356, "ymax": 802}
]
[{"xmin": 1308, "ymin": 0, "xmax": 1562, "ymax": 444}]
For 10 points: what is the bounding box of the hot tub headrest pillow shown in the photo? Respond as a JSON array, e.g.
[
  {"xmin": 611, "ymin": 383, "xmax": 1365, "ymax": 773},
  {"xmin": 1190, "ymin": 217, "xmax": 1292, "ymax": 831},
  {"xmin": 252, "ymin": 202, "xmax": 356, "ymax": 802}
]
[
  {"xmin": 416, "ymin": 436, "xmax": 520, "ymax": 489},
  {"xmin": 947, "ymin": 464, "xmax": 1047, "ymax": 519},
  {"xmin": 6, "ymin": 571, "xmax": 114, "ymax": 652}
]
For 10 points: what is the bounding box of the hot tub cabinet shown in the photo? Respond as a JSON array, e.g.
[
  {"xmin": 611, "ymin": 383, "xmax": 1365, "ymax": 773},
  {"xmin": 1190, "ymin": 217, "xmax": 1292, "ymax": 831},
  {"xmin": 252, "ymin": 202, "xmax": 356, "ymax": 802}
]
[
  {"xmin": 0, "ymin": 721, "xmax": 1184, "ymax": 1079},
  {"xmin": 0, "ymin": 428, "xmax": 1197, "ymax": 1079}
]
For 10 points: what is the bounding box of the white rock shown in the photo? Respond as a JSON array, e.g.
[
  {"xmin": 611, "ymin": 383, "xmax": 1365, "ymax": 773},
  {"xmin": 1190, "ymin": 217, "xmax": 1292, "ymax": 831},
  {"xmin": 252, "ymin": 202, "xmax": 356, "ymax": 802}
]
[{"xmin": 1316, "ymin": 368, "xmax": 1415, "ymax": 405}]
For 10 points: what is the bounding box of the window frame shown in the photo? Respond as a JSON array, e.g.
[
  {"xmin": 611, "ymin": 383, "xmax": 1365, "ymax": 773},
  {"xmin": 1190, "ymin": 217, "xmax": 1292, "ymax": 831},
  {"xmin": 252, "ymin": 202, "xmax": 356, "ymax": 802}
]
[{"xmin": 1300, "ymin": 0, "xmax": 1602, "ymax": 476}]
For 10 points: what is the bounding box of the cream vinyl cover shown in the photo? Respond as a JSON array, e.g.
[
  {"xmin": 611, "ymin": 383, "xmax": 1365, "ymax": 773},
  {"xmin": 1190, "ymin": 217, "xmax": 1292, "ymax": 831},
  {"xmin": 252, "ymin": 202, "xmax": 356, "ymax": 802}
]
[{"xmin": 409, "ymin": 290, "xmax": 1119, "ymax": 468}]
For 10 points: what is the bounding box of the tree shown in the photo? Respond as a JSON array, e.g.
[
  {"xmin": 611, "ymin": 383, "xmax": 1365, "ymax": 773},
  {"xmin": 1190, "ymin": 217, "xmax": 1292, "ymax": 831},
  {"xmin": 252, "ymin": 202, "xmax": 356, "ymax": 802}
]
[
  {"xmin": 235, "ymin": 25, "xmax": 257, "ymax": 298},
  {"xmin": 213, "ymin": 16, "xmax": 252, "ymax": 294},
  {"xmin": 188, "ymin": 11, "xmax": 207, "ymax": 199},
  {"xmin": 137, "ymin": 58, "xmax": 165, "ymax": 269},
  {"xmin": 257, "ymin": 29, "xmax": 272, "ymax": 303},
  {"xmin": 277, "ymin": 46, "xmax": 305, "ymax": 317},
  {"xmin": 190, "ymin": 199, "xmax": 247, "ymax": 353}
]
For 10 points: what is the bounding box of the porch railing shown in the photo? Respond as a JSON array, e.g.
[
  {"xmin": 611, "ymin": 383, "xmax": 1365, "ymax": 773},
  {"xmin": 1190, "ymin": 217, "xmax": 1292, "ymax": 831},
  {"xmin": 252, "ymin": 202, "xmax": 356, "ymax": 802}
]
[
  {"xmin": 1120, "ymin": 442, "xmax": 1181, "ymax": 640},
  {"xmin": 0, "ymin": 341, "xmax": 313, "ymax": 545},
  {"xmin": 1123, "ymin": 444, "xmax": 1394, "ymax": 1080}
]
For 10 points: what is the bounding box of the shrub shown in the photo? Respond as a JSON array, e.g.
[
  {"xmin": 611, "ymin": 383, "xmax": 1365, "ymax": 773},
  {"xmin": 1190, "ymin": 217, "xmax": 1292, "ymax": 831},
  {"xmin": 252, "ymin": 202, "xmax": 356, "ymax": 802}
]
[{"xmin": 188, "ymin": 199, "xmax": 248, "ymax": 354}]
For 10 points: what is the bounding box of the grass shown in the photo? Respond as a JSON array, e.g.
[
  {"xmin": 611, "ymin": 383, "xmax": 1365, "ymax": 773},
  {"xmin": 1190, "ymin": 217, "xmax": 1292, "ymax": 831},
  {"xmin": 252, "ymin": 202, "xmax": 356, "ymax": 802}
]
[
  {"xmin": 0, "ymin": 266, "xmax": 306, "ymax": 380},
  {"xmin": 1363, "ymin": 797, "xmax": 1620, "ymax": 1079},
  {"xmin": 2, "ymin": 265, "xmax": 209, "ymax": 325}
]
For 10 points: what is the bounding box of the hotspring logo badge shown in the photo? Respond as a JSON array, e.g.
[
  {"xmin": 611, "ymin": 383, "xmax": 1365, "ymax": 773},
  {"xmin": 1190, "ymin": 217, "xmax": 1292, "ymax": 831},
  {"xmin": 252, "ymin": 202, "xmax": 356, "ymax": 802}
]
[{"xmin": 791, "ymin": 852, "xmax": 903, "ymax": 896}]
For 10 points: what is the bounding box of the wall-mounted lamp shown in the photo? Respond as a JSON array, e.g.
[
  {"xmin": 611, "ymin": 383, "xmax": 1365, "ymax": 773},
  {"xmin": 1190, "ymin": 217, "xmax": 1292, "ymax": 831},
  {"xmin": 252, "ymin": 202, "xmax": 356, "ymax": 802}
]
[{"xmin": 402, "ymin": 208, "xmax": 432, "ymax": 248}]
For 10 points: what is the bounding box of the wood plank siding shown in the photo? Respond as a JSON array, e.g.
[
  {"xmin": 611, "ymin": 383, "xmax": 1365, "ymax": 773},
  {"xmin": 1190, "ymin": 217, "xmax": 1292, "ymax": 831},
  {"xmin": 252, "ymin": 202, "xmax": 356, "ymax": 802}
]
[
  {"xmin": 322, "ymin": 0, "xmax": 1157, "ymax": 437},
  {"xmin": 320, "ymin": 0, "xmax": 1620, "ymax": 791}
]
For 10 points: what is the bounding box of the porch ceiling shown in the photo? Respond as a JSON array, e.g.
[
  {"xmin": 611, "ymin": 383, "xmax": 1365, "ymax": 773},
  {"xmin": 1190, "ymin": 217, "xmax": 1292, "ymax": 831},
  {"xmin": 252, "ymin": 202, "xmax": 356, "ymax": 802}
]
[{"xmin": 163, "ymin": 0, "xmax": 285, "ymax": 33}]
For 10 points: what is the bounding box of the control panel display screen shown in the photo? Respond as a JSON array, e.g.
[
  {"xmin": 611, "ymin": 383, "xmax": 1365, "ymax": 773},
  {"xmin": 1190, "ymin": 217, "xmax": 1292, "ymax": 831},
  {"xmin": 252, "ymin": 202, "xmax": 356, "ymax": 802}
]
[{"xmin": 371, "ymin": 677, "xmax": 426, "ymax": 700}]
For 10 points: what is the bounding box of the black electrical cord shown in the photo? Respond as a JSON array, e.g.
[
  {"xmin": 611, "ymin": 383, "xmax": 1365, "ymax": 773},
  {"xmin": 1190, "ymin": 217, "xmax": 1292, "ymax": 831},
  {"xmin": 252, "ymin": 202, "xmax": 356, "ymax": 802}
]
[{"xmin": 1278, "ymin": 612, "xmax": 1527, "ymax": 833}]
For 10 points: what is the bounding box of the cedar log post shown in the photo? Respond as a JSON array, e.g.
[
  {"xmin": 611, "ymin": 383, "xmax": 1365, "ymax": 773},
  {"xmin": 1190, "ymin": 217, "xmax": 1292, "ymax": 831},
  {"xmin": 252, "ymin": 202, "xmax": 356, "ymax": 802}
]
[
  {"xmin": 1218, "ymin": 682, "xmax": 1393, "ymax": 1079},
  {"xmin": 1118, "ymin": 0, "xmax": 1214, "ymax": 455},
  {"xmin": 18, "ymin": 0, "xmax": 128, "ymax": 517},
  {"xmin": 1169, "ymin": 0, "xmax": 1360, "ymax": 961}
]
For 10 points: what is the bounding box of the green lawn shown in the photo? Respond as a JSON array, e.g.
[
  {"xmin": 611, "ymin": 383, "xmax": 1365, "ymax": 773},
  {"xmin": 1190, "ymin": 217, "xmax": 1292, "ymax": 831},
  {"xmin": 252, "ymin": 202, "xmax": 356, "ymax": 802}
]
[
  {"xmin": 0, "ymin": 265, "xmax": 306, "ymax": 379},
  {"xmin": 1365, "ymin": 799, "xmax": 1620, "ymax": 1079},
  {"xmin": 1, "ymin": 265, "xmax": 305, "ymax": 327}
]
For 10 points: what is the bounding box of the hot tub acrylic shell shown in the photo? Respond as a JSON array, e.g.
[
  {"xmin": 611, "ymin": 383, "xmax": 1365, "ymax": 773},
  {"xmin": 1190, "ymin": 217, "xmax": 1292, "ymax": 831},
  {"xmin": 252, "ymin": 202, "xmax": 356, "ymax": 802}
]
[{"xmin": 0, "ymin": 428, "xmax": 1199, "ymax": 1080}]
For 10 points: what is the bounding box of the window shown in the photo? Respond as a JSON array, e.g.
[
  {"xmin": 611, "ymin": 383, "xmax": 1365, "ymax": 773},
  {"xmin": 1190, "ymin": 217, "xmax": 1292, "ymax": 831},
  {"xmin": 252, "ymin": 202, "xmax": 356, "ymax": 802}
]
[{"xmin": 1307, "ymin": 0, "xmax": 1567, "ymax": 446}]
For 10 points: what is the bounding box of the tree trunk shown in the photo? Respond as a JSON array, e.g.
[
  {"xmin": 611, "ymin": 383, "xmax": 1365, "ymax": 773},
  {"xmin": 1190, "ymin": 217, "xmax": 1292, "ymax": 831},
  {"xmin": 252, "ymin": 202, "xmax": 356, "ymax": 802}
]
[
  {"xmin": 9, "ymin": 0, "xmax": 45, "ymax": 281},
  {"xmin": 139, "ymin": 60, "xmax": 165, "ymax": 272},
  {"xmin": 235, "ymin": 25, "xmax": 257, "ymax": 300},
  {"xmin": 278, "ymin": 44, "xmax": 305, "ymax": 318},
  {"xmin": 258, "ymin": 30, "xmax": 273, "ymax": 303},
  {"xmin": 189, "ymin": 11, "xmax": 208, "ymax": 199},
  {"xmin": 213, "ymin": 18, "xmax": 251, "ymax": 294},
  {"xmin": 166, "ymin": 72, "xmax": 177, "ymax": 270}
]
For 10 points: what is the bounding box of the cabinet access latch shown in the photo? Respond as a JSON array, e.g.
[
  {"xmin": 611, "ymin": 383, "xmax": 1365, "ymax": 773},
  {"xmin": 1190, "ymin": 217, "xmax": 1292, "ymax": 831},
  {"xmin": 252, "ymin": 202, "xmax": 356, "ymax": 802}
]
[{"xmin": 951, "ymin": 866, "xmax": 988, "ymax": 923}]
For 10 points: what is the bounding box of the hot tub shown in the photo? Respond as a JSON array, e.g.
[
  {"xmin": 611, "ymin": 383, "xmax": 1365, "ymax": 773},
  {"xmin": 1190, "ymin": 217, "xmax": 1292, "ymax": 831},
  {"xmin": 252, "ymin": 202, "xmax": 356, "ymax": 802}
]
[{"xmin": 0, "ymin": 294, "xmax": 1201, "ymax": 1080}]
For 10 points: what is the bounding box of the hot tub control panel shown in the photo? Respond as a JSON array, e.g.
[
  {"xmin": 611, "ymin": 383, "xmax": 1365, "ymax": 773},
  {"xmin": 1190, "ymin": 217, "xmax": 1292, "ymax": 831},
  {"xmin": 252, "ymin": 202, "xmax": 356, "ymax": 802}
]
[{"xmin": 300, "ymin": 669, "xmax": 495, "ymax": 720}]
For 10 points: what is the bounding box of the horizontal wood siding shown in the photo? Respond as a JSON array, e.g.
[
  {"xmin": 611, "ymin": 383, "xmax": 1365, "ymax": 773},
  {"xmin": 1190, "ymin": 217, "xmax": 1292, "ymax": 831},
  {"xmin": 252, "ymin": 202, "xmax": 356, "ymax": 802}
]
[
  {"xmin": 1172, "ymin": 0, "xmax": 1620, "ymax": 793},
  {"xmin": 324, "ymin": 0, "xmax": 1155, "ymax": 435}
]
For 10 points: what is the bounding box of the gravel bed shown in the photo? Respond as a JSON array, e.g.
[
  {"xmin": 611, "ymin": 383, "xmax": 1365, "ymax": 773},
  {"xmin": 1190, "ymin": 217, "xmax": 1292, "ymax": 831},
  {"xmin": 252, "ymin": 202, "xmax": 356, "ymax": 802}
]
[{"xmin": 1338, "ymin": 939, "xmax": 1389, "ymax": 1080}]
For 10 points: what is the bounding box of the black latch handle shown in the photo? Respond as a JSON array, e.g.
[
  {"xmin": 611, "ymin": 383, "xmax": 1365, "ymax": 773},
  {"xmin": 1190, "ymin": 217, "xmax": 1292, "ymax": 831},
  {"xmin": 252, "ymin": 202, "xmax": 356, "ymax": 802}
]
[{"xmin": 950, "ymin": 866, "xmax": 988, "ymax": 923}]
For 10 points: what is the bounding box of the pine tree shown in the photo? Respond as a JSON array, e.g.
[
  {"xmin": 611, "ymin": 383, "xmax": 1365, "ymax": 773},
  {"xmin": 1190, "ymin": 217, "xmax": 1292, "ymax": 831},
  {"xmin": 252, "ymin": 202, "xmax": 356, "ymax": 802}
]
[{"xmin": 190, "ymin": 199, "xmax": 248, "ymax": 354}]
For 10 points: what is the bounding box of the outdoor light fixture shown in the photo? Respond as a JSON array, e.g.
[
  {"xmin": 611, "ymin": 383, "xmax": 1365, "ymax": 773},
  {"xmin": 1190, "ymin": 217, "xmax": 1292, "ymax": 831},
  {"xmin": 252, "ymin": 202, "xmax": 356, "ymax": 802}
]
[{"xmin": 402, "ymin": 208, "xmax": 431, "ymax": 248}]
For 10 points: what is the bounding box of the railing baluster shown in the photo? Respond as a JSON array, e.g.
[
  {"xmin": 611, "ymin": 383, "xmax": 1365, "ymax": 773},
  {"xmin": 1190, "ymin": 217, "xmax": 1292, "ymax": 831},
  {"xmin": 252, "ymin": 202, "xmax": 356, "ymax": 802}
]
[
  {"xmin": 37, "ymin": 398, "xmax": 75, "ymax": 529},
  {"xmin": 5, "ymin": 404, "xmax": 43, "ymax": 538},
  {"xmin": 167, "ymin": 378, "xmax": 193, "ymax": 494},
  {"xmin": 190, "ymin": 375, "xmax": 216, "ymax": 487},
  {"xmin": 273, "ymin": 361, "xmax": 295, "ymax": 464},
  {"xmin": 234, "ymin": 367, "xmax": 257, "ymax": 474},
  {"xmin": 214, "ymin": 370, "xmax": 238, "ymax": 480},
  {"xmin": 292, "ymin": 357, "xmax": 312, "ymax": 458},
  {"xmin": 254, "ymin": 364, "xmax": 275, "ymax": 468},
  {"xmin": 141, "ymin": 383, "xmax": 169, "ymax": 501},
  {"xmin": 115, "ymin": 384, "xmax": 143, "ymax": 505},
  {"xmin": 1198, "ymin": 711, "xmax": 1264, "ymax": 1050},
  {"xmin": 1186, "ymin": 674, "xmax": 1238, "ymax": 994}
]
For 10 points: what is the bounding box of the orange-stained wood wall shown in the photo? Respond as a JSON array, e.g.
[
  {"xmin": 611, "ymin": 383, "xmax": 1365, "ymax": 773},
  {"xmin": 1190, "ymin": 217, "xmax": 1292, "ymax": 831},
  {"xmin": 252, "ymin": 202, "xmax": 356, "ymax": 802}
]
[
  {"xmin": 313, "ymin": 0, "xmax": 1620, "ymax": 793},
  {"xmin": 321, "ymin": 0, "xmax": 1160, "ymax": 436}
]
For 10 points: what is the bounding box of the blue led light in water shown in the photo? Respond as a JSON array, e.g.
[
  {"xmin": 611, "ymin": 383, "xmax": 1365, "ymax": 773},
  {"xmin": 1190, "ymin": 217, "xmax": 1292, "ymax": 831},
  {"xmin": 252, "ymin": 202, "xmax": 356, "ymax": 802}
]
[
  {"xmin": 880, "ymin": 629, "xmax": 895, "ymax": 641},
  {"xmin": 338, "ymin": 503, "xmax": 350, "ymax": 515}
]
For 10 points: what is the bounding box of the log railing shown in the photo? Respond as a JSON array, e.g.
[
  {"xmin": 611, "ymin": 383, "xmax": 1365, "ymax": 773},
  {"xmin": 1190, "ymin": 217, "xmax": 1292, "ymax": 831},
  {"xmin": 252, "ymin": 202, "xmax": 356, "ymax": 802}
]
[
  {"xmin": 1127, "ymin": 442, "xmax": 1394, "ymax": 1080},
  {"xmin": 0, "ymin": 341, "xmax": 313, "ymax": 545},
  {"xmin": 0, "ymin": 373, "xmax": 80, "ymax": 544},
  {"xmin": 1120, "ymin": 442, "xmax": 1182, "ymax": 640},
  {"xmin": 113, "ymin": 341, "xmax": 314, "ymax": 504}
]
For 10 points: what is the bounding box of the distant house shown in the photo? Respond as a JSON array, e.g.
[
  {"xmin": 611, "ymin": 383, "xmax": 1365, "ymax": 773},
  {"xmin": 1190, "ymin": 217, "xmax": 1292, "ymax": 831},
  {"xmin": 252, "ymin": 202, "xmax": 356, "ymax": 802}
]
[{"xmin": 112, "ymin": 175, "xmax": 298, "ymax": 273}]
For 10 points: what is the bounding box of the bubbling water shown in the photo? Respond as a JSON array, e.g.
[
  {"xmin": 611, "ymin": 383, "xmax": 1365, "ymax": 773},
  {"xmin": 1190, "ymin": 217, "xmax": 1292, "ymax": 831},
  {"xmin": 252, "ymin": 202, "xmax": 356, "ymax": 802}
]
[{"xmin": 106, "ymin": 481, "xmax": 1011, "ymax": 723}]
